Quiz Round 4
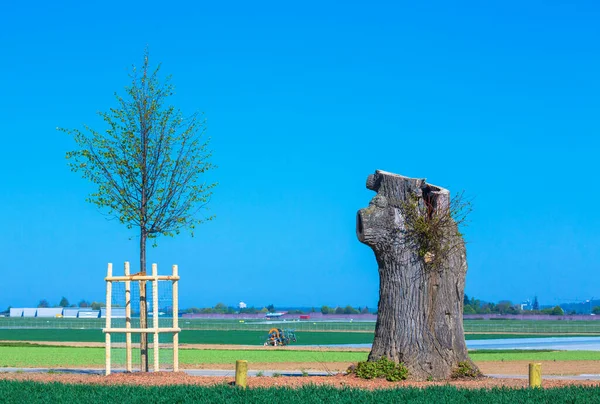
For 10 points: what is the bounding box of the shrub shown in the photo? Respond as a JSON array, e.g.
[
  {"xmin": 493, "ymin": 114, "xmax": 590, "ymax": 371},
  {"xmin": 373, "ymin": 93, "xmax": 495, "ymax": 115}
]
[
  {"xmin": 354, "ymin": 361, "xmax": 379, "ymax": 379},
  {"xmin": 451, "ymin": 361, "xmax": 481, "ymax": 379},
  {"xmin": 343, "ymin": 305, "xmax": 359, "ymax": 315},
  {"xmin": 352, "ymin": 357, "xmax": 408, "ymax": 382}
]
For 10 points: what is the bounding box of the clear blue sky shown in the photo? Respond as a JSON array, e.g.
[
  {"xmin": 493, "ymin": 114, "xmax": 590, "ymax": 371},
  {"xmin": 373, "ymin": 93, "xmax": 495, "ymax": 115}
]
[{"xmin": 1, "ymin": 1, "xmax": 599, "ymax": 310}]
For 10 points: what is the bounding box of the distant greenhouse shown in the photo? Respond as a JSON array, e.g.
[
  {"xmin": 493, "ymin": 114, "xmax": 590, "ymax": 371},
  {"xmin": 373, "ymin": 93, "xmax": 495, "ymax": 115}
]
[
  {"xmin": 100, "ymin": 307, "xmax": 125, "ymax": 318},
  {"xmin": 62, "ymin": 308, "xmax": 79, "ymax": 318},
  {"xmin": 35, "ymin": 308, "xmax": 64, "ymax": 318},
  {"xmin": 9, "ymin": 308, "xmax": 23, "ymax": 317},
  {"xmin": 9, "ymin": 308, "xmax": 109, "ymax": 318}
]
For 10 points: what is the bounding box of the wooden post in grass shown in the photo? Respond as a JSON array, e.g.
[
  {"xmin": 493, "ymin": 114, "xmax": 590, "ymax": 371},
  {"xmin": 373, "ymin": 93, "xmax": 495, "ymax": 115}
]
[
  {"xmin": 125, "ymin": 261, "xmax": 132, "ymax": 372},
  {"xmin": 172, "ymin": 264, "xmax": 179, "ymax": 372},
  {"xmin": 529, "ymin": 363, "xmax": 542, "ymax": 388},
  {"xmin": 235, "ymin": 360, "xmax": 248, "ymax": 388},
  {"xmin": 152, "ymin": 263, "xmax": 159, "ymax": 372},
  {"xmin": 105, "ymin": 263, "xmax": 112, "ymax": 376}
]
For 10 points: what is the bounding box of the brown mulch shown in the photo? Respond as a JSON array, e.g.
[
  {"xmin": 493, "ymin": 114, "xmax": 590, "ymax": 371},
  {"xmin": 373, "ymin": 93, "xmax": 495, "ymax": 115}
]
[
  {"xmin": 178, "ymin": 360, "xmax": 600, "ymax": 375},
  {"xmin": 0, "ymin": 372, "xmax": 599, "ymax": 390}
]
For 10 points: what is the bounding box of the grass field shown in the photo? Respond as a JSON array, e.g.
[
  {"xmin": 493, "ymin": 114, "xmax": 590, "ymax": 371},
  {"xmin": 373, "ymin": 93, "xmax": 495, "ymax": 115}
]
[
  {"xmin": 0, "ymin": 329, "xmax": 375, "ymax": 345},
  {"xmin": 2, "ymin": 318, "xmax": 600, "ymax": 349},
  {"xmin": 1, "ymin": 381, "xmax": 599, "ymax": 404},
  {"xmin": 464, "ymin": 319, "xmax": 600, "ymax": 335},
  {"xmin": 0, "ymin": 344, "xmax": 368, "ymax": 367},
  {"xmin": 0, "ymin": 328, "xmax": 594, "ymax": 346},
  {"xmin": 467, "ymin": 349, "xmax": 600, "ymax": 362},
  {"xmin": 1, "ymin": 343, "xmax": 598, "ymax": 368}
]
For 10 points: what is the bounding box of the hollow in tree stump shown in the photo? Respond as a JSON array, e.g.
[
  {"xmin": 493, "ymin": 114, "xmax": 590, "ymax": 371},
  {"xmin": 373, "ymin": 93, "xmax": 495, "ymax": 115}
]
[{"xmin": 356, "ymin": 170, "xmax": 479, "ymax": 380}]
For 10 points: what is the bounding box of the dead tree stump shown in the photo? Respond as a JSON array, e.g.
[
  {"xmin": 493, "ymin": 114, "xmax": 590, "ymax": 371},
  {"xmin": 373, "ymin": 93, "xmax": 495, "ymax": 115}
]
[{"xmin": 356, "ymin": 170, "xmax": 478, "ymax": 380}]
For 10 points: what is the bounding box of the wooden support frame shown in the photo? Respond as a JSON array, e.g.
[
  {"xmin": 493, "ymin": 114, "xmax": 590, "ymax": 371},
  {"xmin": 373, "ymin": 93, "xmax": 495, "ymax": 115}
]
[
  {"xmin": 152, "ymin": 263, "xmax": 159, "ymax": 372},
  {"xmin": 172, "ymin": 265, "xmax": 179, "ymax": 372},
  {"xmin": 105, "ymin": 263, "xmax": 112, "ymax": 375},
  {"xmin": 125, "ymin": 262, "xmax": 132, "ymax": 372},
  {"xmin": 103, "ymin": 262, "xmax": 180, "ymax": 376}
]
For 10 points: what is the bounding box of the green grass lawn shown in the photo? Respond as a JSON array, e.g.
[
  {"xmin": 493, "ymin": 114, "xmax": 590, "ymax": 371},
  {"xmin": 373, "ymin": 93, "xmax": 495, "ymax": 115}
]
[
  {"xmin": 0, "ymin": 345, "xmax": 368, "ymax": 367},
  {"xmin": 1, "ymin": 344, "xmax": 599, "ymax": 368},
  {"xmin": 0, "ymin": 329, "xmax": 375, "ymax": 345},
  {"xmin": 1, "ymin": 382, "xmax": 600, "ymax": 404},
  {"xmin": 179, "ymin": 349, "xmax": 367, "ymax": 364},
  {"xmin": 464, "ymin": 319, "xmax": 600, "ymax": 334},
  {"xmin": 464, "ymin": 333, "xmax": 593, "ymax": 340},
  {"xmin": 468, "ymin": 349, "xmax": 600, "ymax": 362}
]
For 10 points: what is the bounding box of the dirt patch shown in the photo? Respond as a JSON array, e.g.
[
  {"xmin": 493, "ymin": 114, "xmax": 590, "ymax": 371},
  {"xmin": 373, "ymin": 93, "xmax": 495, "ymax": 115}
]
[
  {"xmin": 0, "ymin": 341, "xmax": 370, "ymax": 352},
  {"xmin": 0, "ymin": 372, "xmax": 599, "ymax": 389},
  {"xmin": 179, "ymin": 361, "xmax": 350, "ymax": 372},
  {"xmin": 0, "ymin": 341, "xmax": 105, "ymax": 348},
  {"xmin": 181, "ymin": 360, "xmax": 600, "ymax": 375},
  {"xmin": 478, "ymin": 361, "xmax": 600, "ymax": 375},
  {"xmin": 182, "ymin": 344, "xmax": 371, "ymax": 352}
]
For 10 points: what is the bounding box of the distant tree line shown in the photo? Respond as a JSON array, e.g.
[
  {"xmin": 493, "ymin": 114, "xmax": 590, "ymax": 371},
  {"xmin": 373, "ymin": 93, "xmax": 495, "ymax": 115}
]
[
  {"xmin": 320, "ymin": 305, "xmax": 372, "ymax": 315},
  {"xmin": 182, "ymin": 303, "xmax": 374, "ymax": 315},
  {"xmin": 31, "ymin": 297, "xmax": 106, "ymax": 311},
  {"xmin": 184, "ymin": 303, "xmax": 280, "ymax": 315},
  {"xmin": 3, "ymin": 301, "xmax": 375, "ymax": 316},
  {"xmin": 464, "ymin": 295, "xmax": 564, "ymax": 316},
  {"xmin": 184, "ymin": 303, "xmax": 238, "ymax": 315},
  {"xmin": 7, "ymin": 295, "xmax": 583, "ymax": 317}
]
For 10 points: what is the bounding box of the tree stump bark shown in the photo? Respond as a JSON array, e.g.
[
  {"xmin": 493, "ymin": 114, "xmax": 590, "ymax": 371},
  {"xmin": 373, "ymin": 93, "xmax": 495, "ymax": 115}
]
[{"xmin": 356, "ymin": 170, "xmax": 478, "ymax": 380}]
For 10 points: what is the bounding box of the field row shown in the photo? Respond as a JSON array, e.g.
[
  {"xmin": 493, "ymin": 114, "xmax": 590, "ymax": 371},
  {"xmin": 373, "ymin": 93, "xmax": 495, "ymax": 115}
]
[
  {"xmin": 3, "ymin": 318, "xmax": 600, "ymax": 334},
  {"xmin": 1, "ymin": 344, "xmax": 599, "ymax": 368},
  {"xmin": 0, "ymin": 329, "xmax": 582, "ymax": 346}
]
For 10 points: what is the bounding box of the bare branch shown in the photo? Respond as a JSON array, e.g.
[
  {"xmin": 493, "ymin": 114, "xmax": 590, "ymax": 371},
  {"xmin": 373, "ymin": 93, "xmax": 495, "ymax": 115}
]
[{"xmin": 62, "ymin": 53, "xmax": 217, "ymax": 245}]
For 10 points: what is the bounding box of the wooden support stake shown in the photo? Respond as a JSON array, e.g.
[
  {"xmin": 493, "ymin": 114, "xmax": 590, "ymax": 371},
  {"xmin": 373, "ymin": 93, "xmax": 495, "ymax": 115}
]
[
  {"xmin": 152, "ymin": 263, "xmax": 159, "ymax": 372},
  {"xmin": 105, "ymin": 275, "xmax": 180, "ymax": 282},
  {"xmin": 172, "ymin": 264, "xmax": 179, "ymax": 372},
  {"xmin": 105, "ymin": 263, "xmax": 112, "ymax": 376},
  {"xmin": 235, "ymin": 360, "xmax": 248, "ymax": 388},
  {"xmin": 124, "ymin": 261, "xmax": 132, "ymax": 372},
  {"xmin": 103, "ymin": 327, "xmax": 181, "ymax": 333},
  {"xmin": 529, "ymin": 363, "xmax": 542, "ymax": 388}
]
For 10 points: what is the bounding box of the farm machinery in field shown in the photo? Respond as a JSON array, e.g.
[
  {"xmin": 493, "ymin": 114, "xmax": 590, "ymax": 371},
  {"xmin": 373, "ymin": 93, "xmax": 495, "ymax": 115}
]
[{"xmin": 264, "ymin": 328, "xmax": 297, "ymax": 346}]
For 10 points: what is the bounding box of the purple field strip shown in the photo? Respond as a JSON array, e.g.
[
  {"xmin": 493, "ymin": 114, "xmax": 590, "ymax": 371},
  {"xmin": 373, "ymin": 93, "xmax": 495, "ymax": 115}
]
[
  {"xmin": 180, "ymin": 313, "xmax": 600, "ymax": 321},
  {"xmin": 181, "ymin": 313, "xmax": 378, "ymax": 321},
  {"xmin": 464, "ymin": 314, "xmax": 600, "ymax": 321}
]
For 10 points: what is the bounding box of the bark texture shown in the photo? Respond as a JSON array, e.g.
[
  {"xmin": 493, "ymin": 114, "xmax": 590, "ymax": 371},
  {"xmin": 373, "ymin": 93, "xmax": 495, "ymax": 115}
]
[
  {"xmin": 139, "ymin": 230, "xmax": 148, "ymax": 372},
  {"xmin": 356, "ymin": 170, "xmax": 478, "ymax": 380}
]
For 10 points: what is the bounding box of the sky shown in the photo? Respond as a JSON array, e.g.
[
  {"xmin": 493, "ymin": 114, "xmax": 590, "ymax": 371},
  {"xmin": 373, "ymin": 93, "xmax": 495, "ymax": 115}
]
[{"xmin": 1, "ymin": 1, "xmax": 599, "ymax": 310}]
